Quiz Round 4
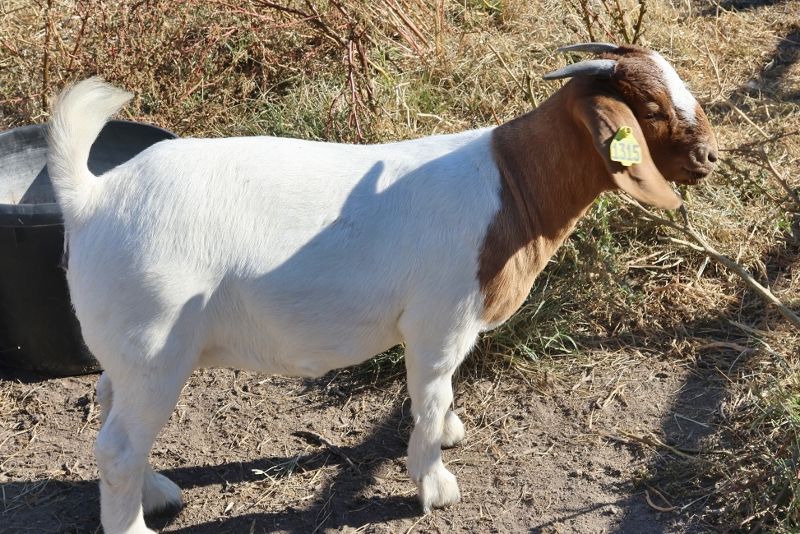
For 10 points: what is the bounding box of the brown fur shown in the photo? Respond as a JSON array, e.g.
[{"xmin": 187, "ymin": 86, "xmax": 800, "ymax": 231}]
[
  {"xmin": 479, "ymin": 84, "xmax": 612, "ymax": 325},
  {"xmin": 608, "ymin": 47, "xmax": 718, "ymax": 180},
  {"xmin": 478, "ymin": 47, "xmax": 717, "ymax": 325}
]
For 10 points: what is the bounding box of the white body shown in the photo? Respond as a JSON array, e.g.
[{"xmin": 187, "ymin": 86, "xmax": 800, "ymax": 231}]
[
  {"xmin": 71, "ymin": 130, "xmax": 500, "ymax": 377},
  {"xmin": 49, "ymin": 79, "xmax": 502, "ymax": 533}
]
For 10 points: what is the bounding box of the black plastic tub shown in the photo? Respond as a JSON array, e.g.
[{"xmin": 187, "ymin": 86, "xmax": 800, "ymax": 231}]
[{"xmin": 0, "ymin": 120, "xmax": 176, "ymax": 376}]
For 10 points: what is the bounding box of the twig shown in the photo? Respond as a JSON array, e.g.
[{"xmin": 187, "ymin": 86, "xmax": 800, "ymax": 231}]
[
  {"xmin": 385, "ymin": 0, "xmax": 429, "ymax": 52},
  {"xmin": 622, "ymin": 196, "xmax": 800, "ymax": 330},
  {"xmin": 760, "ymin": 150, "xmax": 800, "ymax": 209},
  {"xmin": 674, "ymin": 412, "xmax": 711, "ymax": 429},
  {"xmin": 66, "ymin": 8, "xmax": 90, "ymax": 74},
  {"xmin": 721, "ymin": 129, "xmax": 799, "ymax": 153},
  {"xmin": 41, "ymin": 0, "xmax": 52, "ymax": 110},
  {"xmin": 347, "ymin": 39, "xmax": 364, "ymax": 139},
  {"xmin": 610, "ymin": 0, "xmax": 630, "ymax": 43},
  {"xmin": 405, "ymin": 512, "xmax": 430, "ymax": 533},
  {"xmin": 293, "ymin": 430, "xmax": 362, "ymax": 474},
  {"xmin": 256, "ymin": 0, "xmax": 344, "ymax": 47},
  {"xmin": 723, "ymin": 98, "xmax": 770, "ymax": 139},
  {"xmin": 615, "ymin": 430, "xmax": 699, "ymax": 459},
  {"xmin": 645, "ymin": 485, "xmax": 677, "ymax": 512},
  {"xmin": 574, "ymin": 0, "xmax": 596, "ymax": 41},
  {"xmin": 487, "ymin": 43, "xmax": 536, "ymax": 107},
  {"xmin": 631, "ymin": 0, "xmax": 647, "ymax": 44}
]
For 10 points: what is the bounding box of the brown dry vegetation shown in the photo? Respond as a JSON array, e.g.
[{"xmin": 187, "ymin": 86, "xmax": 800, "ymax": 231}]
[{"xmin": 1, "ymin": 0, "xmax": 800, "ymax": 532}]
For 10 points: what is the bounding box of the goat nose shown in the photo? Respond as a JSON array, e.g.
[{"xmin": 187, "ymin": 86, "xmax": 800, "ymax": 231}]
[{"xmin": 697, "ymin": 146, "xmax": 718, "ymax": 165}]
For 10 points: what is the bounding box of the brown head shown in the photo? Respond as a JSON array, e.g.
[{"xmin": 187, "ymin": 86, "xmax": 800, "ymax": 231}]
[{"xmin": 543, "ymin": 43, "xmax": 718, "ymax": 209}]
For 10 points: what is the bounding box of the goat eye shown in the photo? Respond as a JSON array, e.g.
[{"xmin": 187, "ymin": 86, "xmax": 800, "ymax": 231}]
[{"xmin": 642, "ymin": 103, "xmax": 662, "ymax": 121}]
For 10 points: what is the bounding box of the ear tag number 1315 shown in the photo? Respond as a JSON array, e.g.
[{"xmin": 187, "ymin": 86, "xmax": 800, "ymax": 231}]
[{"xmin": 610, "ymin": 126, "xmax": 642, "ymax": 167}]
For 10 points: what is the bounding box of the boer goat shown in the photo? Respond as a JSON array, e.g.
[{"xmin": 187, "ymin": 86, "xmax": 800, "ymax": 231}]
[{"xmin": 47, "ymin": 43, "xmax": 717, "ymax": 533}]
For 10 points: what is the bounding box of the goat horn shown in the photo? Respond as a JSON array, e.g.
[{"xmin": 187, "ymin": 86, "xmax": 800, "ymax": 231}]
[
  {"xmin": 556, "ymin": 42, "xmax": 619, "ymax": 54},
  {"xmin": 542, "ymin": 59, "xmax": 617, "ymax": 80}
]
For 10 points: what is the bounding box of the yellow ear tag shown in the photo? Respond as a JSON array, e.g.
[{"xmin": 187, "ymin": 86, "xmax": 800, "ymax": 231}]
[{"xmin": 609, "ymin": 126, "xmax": 642, "ymax": 167}]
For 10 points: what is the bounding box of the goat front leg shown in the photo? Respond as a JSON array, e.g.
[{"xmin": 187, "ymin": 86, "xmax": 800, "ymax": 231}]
[{"xmin": 404, "ymin": 339, "xmax": 470, "ymax": 512}]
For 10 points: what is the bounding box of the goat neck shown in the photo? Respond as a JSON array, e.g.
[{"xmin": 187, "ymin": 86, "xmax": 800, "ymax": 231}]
[{"xmin": 479, "ymin": 82, "xmax": 614, "ymax": 326}]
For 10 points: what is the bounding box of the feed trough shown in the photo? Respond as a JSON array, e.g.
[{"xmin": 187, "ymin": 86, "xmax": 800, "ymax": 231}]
[{"xmin": 0, "ymin": 120, "xmax": 176, "ymax": 376}]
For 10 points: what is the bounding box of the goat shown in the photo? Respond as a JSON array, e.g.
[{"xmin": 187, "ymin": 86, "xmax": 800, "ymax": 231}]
[{"xmin": 47, "ymin": 43, "xmax": 717, "ymax": 533}]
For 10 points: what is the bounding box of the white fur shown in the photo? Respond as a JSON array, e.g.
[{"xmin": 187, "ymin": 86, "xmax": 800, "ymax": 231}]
[
  {"xmin": 47, "ymin": 78, "xmax": 133, "ymax": 227},
  {"xmin": 441, "ymin": 410, "xmax": 466, "ymax": 448},
  {"xmin": 650, "ymin": 51, "xmax": 697, "ymax": 124},
  {"xmin": 49, "ymin": 78, "xmax": 502, "ymax": 533},
  {"xmin": 99, "ymin": 375, "xmax": 183, "ymax": 515},
  {"xmin": 142, "ymin": 468, "xmax": 183, "ymax": 514}
]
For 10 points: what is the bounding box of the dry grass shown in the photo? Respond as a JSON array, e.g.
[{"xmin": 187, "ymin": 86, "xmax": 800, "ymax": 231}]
[
  {"xmin": 0, "ymin": 384, "xmax": 43, "ymax": 471},
  {"xmin": 2, "ymin": 0, "xmax": 800, "ymax": 530}
]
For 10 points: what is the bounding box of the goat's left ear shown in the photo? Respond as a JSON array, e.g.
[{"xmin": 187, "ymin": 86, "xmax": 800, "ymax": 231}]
[{"xmin": 575, "ymin": 94, "xmax": 681, "ymax": 209}]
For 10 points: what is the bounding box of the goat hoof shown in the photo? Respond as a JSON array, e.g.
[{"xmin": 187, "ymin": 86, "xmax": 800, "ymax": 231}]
[
  {"xmin": 418, "ymin": 466, "xmax": 461, "ymax": 513},
  {"xmin": 142, "ymin": 470, "xmax": 183, "ymax": 515},
  {"xmin": 441, "ymin": 411, "xmax": 465, "ymax": 448}
]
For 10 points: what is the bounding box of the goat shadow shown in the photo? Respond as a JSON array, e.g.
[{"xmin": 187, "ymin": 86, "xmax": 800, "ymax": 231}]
[{"xmin": 0, "ymin": 394, "xmax": 418, "ymax": 533}]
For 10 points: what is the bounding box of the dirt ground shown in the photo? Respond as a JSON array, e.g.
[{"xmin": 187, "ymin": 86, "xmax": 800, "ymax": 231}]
[
  {"xmin": 0, "ymin": 347, "xmax": 728, "ymax": 534},
  {"xmin": 1, "ymin": 0, "xmax": 799, "ymax": 530}
]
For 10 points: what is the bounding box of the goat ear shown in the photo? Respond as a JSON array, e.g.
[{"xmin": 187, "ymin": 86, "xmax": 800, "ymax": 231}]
[{"xmin": 575, "ymin": 94, "xmax": 681, "ymax": 209}]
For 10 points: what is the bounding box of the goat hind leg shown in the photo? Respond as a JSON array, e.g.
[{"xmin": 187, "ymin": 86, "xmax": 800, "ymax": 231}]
[
  {"xmin": 96, "ymin": 372, "xmax": 183, "ymax": 516},
  {"xmin": 96, "ymin": 365, "xmax": 189, "ymax": 533},
  {"xmin": 441, "ymin": 409, "xmax": 465, "ymax": 448}
]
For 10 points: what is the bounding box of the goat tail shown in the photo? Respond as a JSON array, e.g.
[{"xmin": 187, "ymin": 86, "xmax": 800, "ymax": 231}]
[{"xmin": 47, "ymin": 77, "xmax": 132, "ymax": 227}]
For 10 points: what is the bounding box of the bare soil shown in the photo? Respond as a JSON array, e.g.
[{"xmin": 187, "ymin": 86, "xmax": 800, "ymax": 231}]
[{"xmin": 0, "ymin": 350, "xmax": 724, "ymax": 533}]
